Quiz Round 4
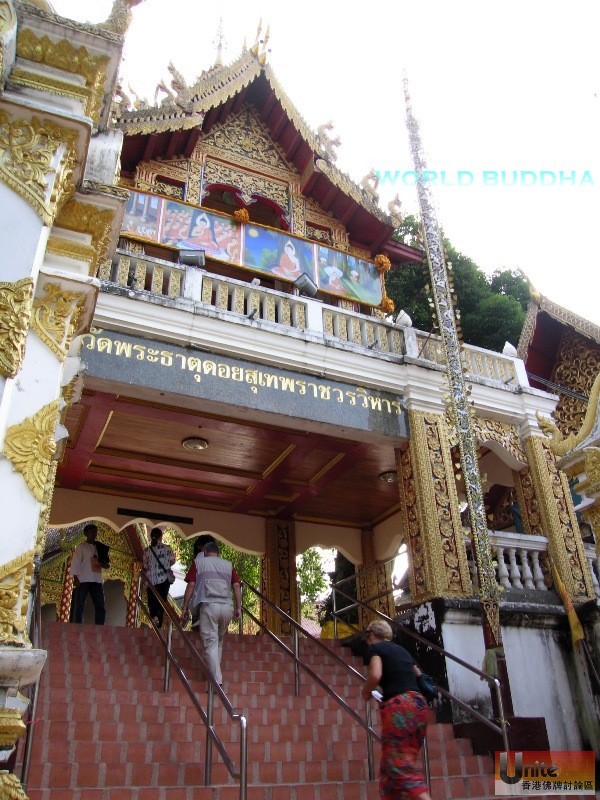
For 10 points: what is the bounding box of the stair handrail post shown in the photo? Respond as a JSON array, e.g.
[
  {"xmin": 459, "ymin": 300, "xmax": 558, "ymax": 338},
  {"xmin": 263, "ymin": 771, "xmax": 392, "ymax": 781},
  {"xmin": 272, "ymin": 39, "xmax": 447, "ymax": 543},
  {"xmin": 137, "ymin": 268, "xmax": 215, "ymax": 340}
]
[
  {"xmin": 422, "ymin": 734, "xmax": 431, "ymax": 790},
  {"xmin": 134, "ymin": 570, "xmax": 142, "ymax": 628},
  {"xmin": 164, "ymin": 617, "xmax": 173, "ymax": 692},
  {"xmin": 239, "ymin": 715, "xmax": 248, "ymax": 800},
  {"xmin": 293, "ymin": 625, "xmax": 300, "ymax": 696},
  {"xmin": 494, "ymin": 678, "xmax": 510, "ymax": 751},
  {"xmin": 365, "ymin": 697, "xmax": 376, "ymax": 781},
  {"xmin": 332, "ymin": 584, "xmax": 338, "ymax": 639},
  {"xmin": 205, "ymin": 682, "xmax": 214, "ymax": 786}
]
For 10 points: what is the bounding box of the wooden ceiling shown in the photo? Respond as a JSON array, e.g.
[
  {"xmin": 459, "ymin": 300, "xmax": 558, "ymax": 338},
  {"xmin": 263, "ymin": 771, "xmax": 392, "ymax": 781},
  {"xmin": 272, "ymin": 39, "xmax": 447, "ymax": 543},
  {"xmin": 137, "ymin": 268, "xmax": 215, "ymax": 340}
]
[{"xmin": 56, "ymin": 388, "xmax": 403, "ymax": 528}]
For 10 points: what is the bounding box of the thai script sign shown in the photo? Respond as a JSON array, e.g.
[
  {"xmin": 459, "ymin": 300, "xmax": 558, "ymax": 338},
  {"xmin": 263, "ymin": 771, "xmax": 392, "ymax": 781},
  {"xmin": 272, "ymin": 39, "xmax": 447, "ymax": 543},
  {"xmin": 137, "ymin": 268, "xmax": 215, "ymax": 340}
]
[
  {"xmin": 82, "ymin": 329, "xmax": 407, "ymax": 438},
  {"xmin": 122, "ymin": 191, "xmax": 383, "ymax": 306}
]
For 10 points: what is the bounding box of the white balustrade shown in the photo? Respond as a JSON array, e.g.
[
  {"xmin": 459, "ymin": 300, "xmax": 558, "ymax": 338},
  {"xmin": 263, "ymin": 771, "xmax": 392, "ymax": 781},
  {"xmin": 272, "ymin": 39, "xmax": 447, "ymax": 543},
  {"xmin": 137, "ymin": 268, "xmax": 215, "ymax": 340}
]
[
  {"xmin": 467, "ymin": 531, "xmax": 551, "ymax": 593},
  {"xmin": 102, "ymin": 246, "xmax": 532, "ymax": 387},
  {"xmin": 584, "ymin": 544, "xmax": 600, "ymax": 599}
]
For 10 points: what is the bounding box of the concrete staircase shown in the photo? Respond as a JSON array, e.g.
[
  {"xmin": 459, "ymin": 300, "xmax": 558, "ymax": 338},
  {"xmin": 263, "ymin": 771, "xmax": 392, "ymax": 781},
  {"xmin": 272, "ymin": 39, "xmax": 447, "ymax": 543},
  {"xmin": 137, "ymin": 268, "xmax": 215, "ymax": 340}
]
[{"xmin": 25, "ymin": 621, "xmax": 497, "ymax": 800}]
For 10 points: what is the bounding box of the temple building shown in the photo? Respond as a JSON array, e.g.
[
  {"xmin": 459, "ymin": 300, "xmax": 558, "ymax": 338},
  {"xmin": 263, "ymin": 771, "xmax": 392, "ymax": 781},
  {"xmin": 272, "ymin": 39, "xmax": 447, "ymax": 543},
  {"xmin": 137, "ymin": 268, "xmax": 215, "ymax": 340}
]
[{"xmin": 0, "ymin": 1, "xmax": 599, "ymax": 796}]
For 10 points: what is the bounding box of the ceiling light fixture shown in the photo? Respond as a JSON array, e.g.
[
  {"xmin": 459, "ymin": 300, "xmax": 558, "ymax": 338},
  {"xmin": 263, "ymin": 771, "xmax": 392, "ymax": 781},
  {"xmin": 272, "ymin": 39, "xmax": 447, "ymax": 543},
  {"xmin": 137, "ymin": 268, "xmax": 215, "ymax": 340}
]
[
  {"xmin": 182, "ymin": 437, "xmax": 209, "ymax": 451},
  {"xmin": 378, "ymin": 470, "xmax": 398, "ymax": 483}
]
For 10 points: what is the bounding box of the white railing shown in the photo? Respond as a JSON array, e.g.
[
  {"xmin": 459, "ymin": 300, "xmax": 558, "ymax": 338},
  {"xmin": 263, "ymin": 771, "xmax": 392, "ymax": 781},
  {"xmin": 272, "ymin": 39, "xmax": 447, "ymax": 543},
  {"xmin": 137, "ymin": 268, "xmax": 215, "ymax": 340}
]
[
  {"xmin": 101, "ymin": 247, "xmax": 530, "ymax": 387},
  {"xmin": 466, "ymin": 531, "xmax": 600, "ymax": 599}
]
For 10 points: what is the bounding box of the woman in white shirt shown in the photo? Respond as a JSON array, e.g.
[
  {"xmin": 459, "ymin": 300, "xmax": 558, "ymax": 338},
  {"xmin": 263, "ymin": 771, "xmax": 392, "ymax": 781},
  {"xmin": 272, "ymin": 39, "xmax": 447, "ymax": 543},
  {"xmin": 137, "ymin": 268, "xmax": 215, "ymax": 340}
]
[{"xmin": 142, "ymin": 528, "xmax": 175, "ymax": 628}]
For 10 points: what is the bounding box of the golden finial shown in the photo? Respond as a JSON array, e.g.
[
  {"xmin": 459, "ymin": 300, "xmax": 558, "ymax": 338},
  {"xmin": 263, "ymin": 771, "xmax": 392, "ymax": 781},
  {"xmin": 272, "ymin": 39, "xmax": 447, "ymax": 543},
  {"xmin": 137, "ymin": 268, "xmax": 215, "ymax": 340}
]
[
  {"xmin": 258, "ymin": 23, "xmax": 271, "ymax": 65},
  {"xmin": 517, "ymin": 268, "xmax": 543, "ymax": 305},
  {"xmin": 213, "ymin": 17, "xmax": 226, "ymax": 67},
  {"xmin": 250, "ymin": 18, "xmax": 262, "ymax": 55}
]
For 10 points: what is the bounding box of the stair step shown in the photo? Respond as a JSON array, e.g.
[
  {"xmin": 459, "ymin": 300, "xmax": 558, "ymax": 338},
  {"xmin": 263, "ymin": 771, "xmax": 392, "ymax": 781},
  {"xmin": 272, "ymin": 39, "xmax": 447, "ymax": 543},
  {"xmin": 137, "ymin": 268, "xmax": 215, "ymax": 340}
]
[{"xmin": 27, "ymin": 622, "xmax": 495, "ymax": 798}]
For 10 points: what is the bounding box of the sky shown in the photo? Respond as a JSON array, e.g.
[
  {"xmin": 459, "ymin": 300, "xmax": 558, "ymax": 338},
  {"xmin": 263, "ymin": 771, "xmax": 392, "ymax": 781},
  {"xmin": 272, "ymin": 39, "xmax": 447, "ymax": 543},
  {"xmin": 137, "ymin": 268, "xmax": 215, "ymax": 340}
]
[{"xmin": 53, "ymin": 0, "xmax": 600, "ymax": 325}]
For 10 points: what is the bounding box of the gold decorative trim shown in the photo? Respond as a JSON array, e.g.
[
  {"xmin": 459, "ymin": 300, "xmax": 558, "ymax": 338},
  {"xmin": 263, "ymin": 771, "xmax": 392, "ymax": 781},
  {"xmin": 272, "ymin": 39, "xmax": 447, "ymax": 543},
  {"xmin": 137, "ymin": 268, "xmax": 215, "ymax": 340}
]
[
  {"xmin": 82, "ymin": 180, "xmax": 130, "ymax": 201},
  {"xmin": 0, "ymin": 278, "xmax": 34, "ymax": 378},
  {"xmin": 0, "ymin": 110, "xmax": 78, "ymax": 225},
  {"xmin": 9, "ymin": 67, "xmax": 93, "ymax": 115},
  {"xmin": 31, "ymin": 283, "xmax": 85, "ymax": 361},
  {"xmin": 0, "ymin": 768, "xmax": 29, "ymax": 798},
  {"xmin": 536, "ymin": 372, "xmax": 600, "ymax": 457},
  {"xmin": 46, "ymin": 235, "xmax": 96, "ymax": 265},
  {"xmin": 54, "ymin": 199, "xmax": 115, "ymax": 275},
  {"xmin": 0, "ymin": 709, "xmax": 26, "ymax": 748},
  {"xmin": 2, "ymin": 400, "xmax": 60, "ymax": 502},
  {"xmin": 0, "ymin": 550, "xmax": 34, "ymax": 647},
  {"xmin": 524, "ymin": 435, "xmax": 594, "ymax": 599},
  {"xmin": 16, "ymin": 28, "xmax": 109, "ymax": 123},
  {"xmin": 517, "ymin": 292, "xmax": 600, "ymax": 361},
  {"xmin": 35, "ymin": 460, "xmax": 58, "ymax": 560},
  {"xmin": 473, "ymin": 416, "xmax": 527, "ymax": 464}
]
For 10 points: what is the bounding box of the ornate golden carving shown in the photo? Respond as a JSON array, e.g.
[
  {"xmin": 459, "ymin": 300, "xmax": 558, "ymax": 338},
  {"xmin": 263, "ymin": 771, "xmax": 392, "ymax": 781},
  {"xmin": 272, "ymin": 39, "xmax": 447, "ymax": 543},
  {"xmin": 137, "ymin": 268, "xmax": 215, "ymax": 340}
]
[
  {"xmin": 0, "ymin": 551, "xmax": 34, "ymax": 647},
  {"xmin": 0, "ymin": 278, "xmax": 34, "ymax": 378},
  {"xmin": 35, "ymin": 461, "xmax": 58, "ymax": 561},
  {"xmin": 46, "ymin": 235, "xmax": 96, "ymax": 266},
  {"xmin": 101, "ymin": 0, "xmax": 142, "ymax": 35},
  {"xmin": 553, "ymin": 331, "xmax": 600, "ymax": 437},
  {"xmin": 31, "ymin": 283, "xmax": 85, "ymax": 361},
  {"xmin": 55, "ymin": 199, "xmax": 115, "ymax": 275},
  {"xmin": 0, "ymin": 767, "xmax": 29, "ymax": 798},
  {"xmin": 398, "ymin": 412, "xmax": 472, "ymax": 601},
  {"xmin": 513, "ymin": 467, "xmax": 544, "ymax": 536},
  {"xmin": 10, "ymin": 67, "xmax": 94, "ymax": 116},
  {"xmin": 204, "ymin": 159, "xmax": 288, "ymax": 211},
  {"xmin": 537, "ymin": 373, "xmax": 600, "ymax": 457},
  {"xmin": 263, "ymin": 520, "xmax": 297, "ymax": 635},
  {"xmin": 3, "ymin": 400, "xmax": 60, "ymax": 502},
  {"xmin": 473, "ymin": 416, "xmax": 526, "ymax": 464},
  {"xmin": 524, "ymin": 436, "xmax": 594, "ymax": 598},
  {"xmin": 16, "ymin": 28, "xmax": 109, "ymax": 123},
  {"xmin": 0, "ymin": 709, "xmax": 26, "ymax": 748},
  {"xmin": 0, "ymin": 110, "xmax": 78, "ymax": 225},
  {"xmin": 0, "ymin": 2, "xmax": 17, "ymax": 76}
]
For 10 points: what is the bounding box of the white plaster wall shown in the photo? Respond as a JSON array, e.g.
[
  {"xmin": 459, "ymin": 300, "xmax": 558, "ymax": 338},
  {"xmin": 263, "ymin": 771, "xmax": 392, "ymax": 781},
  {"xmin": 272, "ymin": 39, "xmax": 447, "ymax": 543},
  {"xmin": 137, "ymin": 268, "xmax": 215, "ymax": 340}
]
[
  {"xmin": 441, "ymin": 612, "xmax": 491, "ymax": 713},
  {"xmin": 373, "ymin": 512, "xmax": 404, "ymax": 561},
  {"xmin": 442, "ymin": 611, "xmax": 585, "ymax": 751},
  {"xmin": 503, "ymin": 625, "xmax": 583, "ymax": 751},
  {"xmin": 295, "ymin": 521, "xmax": 361, "ymax": 564},
  {"xmin": 0, "ymin": 183, "xmax": 48, "ymax": 283}
]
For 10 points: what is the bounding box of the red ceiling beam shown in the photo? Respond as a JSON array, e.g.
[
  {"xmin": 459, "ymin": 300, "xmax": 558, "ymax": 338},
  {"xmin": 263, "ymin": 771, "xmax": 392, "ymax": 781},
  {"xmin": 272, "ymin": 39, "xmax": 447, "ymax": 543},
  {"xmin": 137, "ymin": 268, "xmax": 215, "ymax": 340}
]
[
  {"xmin": 142, "ymin": 134, "xmax": 158, "ymax": 162},
  {"xmin": 58, "ymin": 393, "xmax": 115, "ymax": 489}
]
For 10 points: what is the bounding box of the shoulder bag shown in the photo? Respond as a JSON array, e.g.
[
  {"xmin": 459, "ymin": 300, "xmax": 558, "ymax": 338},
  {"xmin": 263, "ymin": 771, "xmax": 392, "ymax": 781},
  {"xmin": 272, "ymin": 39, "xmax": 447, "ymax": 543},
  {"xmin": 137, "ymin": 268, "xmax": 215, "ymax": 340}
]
[{"xmin": 416, "ymin": 671, "xmax": 437, "ymax": 702}]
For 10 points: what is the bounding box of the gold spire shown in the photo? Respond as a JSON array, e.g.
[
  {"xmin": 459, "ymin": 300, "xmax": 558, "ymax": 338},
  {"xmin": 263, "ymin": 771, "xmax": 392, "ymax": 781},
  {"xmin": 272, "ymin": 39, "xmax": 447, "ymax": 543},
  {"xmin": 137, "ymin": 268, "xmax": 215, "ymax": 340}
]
[{"xmin": 213, "ymin": 17, "xmax": 226, "ymax": 67}]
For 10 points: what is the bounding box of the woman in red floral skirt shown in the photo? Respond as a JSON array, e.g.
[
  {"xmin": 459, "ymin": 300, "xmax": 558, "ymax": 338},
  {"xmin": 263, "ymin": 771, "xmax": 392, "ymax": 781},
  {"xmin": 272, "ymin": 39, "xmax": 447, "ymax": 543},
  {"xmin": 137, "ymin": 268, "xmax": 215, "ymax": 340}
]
[{"xmin": 361, "ymin": 620, "xmax": 432, "ymax": 800}]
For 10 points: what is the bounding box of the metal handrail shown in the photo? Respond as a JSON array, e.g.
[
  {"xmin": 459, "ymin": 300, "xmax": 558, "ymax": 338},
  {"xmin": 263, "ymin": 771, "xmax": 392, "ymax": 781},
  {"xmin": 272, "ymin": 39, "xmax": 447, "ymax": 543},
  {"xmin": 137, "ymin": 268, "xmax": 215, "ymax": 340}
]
[
  {"xmin": 137, "ymin": 571, "xmax": 248, "ymax": 800},
  {"xmin": 20, "ymin": 566, "xmax": 42, "ymax": 789},
  {"xmin": 241, "ymin": 580, "xmax": 382, "ymax": 781},
  {"xmin": 330, "ymin": 574, "xmax": 510, "ymax": 750}
]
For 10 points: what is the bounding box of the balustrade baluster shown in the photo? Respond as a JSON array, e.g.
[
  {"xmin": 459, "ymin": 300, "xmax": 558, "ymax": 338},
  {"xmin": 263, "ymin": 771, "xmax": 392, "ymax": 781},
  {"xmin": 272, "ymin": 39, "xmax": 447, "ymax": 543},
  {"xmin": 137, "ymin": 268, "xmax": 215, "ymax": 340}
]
[
  {"xmin": 518, "ymin": 548, "xmax": 535, "ymax": 590},
  {"xmin": 530, "ymin": 550, "xmax": 546, "ymax": 590},
  {"xmin": 496, "ymin": 546, "xmax": 511, "ymax": 589},
  {"xmin": 507, "ymin": 547, "xmax": 523, "ymax": 589}
]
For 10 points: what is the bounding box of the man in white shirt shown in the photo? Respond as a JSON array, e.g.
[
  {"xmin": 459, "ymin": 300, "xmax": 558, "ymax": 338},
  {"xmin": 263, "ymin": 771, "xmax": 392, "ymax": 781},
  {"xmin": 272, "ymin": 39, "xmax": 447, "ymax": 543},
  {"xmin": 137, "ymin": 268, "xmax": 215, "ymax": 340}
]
[{"xmin": 70, "ymin": 524, "xmax": 110, "ymax": 625}]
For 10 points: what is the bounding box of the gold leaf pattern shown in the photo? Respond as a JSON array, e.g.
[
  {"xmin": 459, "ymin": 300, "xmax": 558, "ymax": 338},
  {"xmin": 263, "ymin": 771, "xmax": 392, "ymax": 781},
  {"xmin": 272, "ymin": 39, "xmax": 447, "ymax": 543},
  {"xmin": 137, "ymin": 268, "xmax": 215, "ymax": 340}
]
[
  {"xmin": 0, "ymin": 278, "xmax": 34, "ymax": 378},
  {"xmin": 31, "ymin": 283, "xmax": 86, "ymax": 361},
  {"xmin": 0, "ymin": 110, "xmax": 78, "ymax": 224},
  {"xmin": 2, "ymin": 400, "xmax": 60, "ymax": 502}
]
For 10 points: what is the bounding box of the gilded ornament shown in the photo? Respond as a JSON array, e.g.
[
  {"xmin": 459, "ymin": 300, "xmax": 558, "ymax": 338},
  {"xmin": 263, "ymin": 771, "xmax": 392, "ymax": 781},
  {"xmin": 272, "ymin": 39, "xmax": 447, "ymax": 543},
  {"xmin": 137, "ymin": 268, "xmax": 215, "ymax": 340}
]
[
  {"xmin": 204, "ymin": 159, "xmax": 288, "ymax": 211},
  {"xmin": 16, "ymin": 29, "xmax": 109, "ymax": 123},
  {"xmin": 0, "ymin": 111, "xmax": 78, "ymax": 225},
  {"xmin": 537, "ymin": 373, "xmax": 600, "ymax": 457},
  {"xmin": 0, "ymin": 551, "xmax": 34, "ymax": 647},
  {"xmin": 0, "ymin": 709, "xmax": 26, "ymax": 748},
  {"xmin": 379, "ymin": 296, "xmax": 394, "ymax": 314},
  {"xmin": 374, "ymin": 254, "xmax": 391, "ymax": 273},
  {"xmin": 2, "ymin": 400, "xmax": 60, "ymax": 502},
  {"xmin": 55, "ymin": 199, "xmax": 115, "ymax": 274},
  {"xmin": 0, "ymin": 768, "xmax": 29, "ymax": 799},
  {"xmin": 233, "ymin": 208, "xmax": 249, "ymax": 222},
  {"xmin": 0, "ymin": 278, "xmax": 34, "ymax": 378},
  {"xmin": 31, "ymin": 283, "xmax": 85, "ymax": 361}
]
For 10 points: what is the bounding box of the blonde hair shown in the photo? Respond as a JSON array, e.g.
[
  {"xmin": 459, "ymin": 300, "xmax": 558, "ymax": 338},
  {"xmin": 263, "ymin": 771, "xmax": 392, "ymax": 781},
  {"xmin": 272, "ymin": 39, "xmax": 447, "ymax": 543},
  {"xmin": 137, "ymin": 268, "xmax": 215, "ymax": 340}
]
[{"xmin": 366, "ymin": 620, "xmax": 393, "ymax": 640}]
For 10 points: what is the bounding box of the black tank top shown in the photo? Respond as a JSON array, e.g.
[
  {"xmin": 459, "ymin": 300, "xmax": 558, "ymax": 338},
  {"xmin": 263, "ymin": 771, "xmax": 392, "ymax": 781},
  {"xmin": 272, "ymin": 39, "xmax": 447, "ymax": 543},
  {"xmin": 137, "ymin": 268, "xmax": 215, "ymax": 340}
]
[{"xmin": 366, "ymin": 641, "xmax": 419, "ymax": 701}]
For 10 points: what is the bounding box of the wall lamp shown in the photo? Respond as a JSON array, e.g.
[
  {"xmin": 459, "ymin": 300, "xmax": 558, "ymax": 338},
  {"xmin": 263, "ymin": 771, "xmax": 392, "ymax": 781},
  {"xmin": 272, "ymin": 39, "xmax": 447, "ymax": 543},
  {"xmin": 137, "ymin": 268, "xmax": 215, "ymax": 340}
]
[
  {"xmin": 293, "ymin": 273, "xmax": 318, "ymax": 297},
  {"xmin": 179, "ymin": 249, "xmax": 206, "ymax": 267}
]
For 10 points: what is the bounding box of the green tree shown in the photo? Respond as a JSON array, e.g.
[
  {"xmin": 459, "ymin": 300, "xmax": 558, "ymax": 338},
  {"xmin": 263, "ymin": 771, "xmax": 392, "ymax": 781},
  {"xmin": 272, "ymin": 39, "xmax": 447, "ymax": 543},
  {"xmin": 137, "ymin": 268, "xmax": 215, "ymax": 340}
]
[
  {"xmin": 387, "ymin": 216, "xmax": 529, "ymax": 352},
  {"xmin": 296, "ymin": 547, "xmax": 330, "ymax": 621}
]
